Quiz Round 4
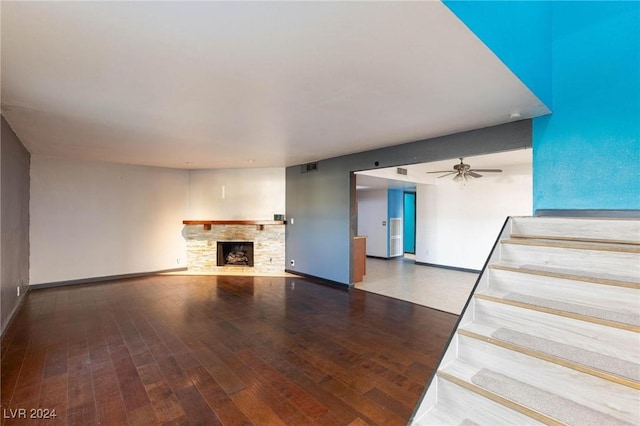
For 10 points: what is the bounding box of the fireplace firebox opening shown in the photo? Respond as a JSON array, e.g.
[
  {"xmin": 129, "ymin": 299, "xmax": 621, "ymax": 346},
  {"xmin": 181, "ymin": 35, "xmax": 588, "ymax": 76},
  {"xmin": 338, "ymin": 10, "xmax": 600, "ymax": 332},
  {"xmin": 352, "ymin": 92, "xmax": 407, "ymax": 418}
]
[{"xmin": 217, "ymin": 241, "xmax": 254, "ymax": 267}]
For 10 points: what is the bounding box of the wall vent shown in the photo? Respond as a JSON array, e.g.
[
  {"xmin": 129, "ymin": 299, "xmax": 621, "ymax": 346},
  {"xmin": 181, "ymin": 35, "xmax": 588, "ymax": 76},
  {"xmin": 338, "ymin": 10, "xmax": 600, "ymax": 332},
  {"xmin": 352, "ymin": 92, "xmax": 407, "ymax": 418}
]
[
  {"xmin": 301, "ymin": 162, "xmax": 318, "ymax": 173},
  {"xmin": 397, "ymin": 167, "xmax": 408, "ymax": 176}
]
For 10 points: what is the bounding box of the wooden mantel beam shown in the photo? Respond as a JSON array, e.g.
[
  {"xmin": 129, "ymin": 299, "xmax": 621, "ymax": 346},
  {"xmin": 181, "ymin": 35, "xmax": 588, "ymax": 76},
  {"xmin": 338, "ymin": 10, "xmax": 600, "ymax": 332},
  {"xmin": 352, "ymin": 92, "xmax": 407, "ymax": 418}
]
[{"xmin": 182, "ymin": 220, "xmax": 286, "ymax": 231}]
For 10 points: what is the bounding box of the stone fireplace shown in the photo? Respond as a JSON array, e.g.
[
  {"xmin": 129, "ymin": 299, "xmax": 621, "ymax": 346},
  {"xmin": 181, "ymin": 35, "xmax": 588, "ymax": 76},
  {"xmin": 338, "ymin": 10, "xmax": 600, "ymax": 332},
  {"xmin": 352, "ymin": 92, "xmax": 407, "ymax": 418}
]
[{"xmin": 183, "ymin": 220, "xmax": 285, "ymax": 273}]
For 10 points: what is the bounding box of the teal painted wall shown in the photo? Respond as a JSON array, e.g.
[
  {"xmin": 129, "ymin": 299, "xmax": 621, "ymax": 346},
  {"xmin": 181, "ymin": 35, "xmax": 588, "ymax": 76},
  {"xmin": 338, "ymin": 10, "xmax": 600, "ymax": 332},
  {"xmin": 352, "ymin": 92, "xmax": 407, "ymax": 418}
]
[
  {"xmin": 533, "ymin": 1, "xmax": 640, "ymax": 210},
  {"xmin": 443, "ymin": 0, "xmax": 552, "ymax": 108},
  {"xmin": 447, "ymin": 0, "xmax": 640, "ymax": 211}
]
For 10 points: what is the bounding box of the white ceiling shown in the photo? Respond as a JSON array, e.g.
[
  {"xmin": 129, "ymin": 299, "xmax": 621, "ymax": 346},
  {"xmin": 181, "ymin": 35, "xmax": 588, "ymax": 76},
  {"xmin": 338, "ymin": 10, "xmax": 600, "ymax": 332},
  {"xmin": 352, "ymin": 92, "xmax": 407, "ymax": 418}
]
[{"xmin": 1, "ymin": 1, "xmax": 548, "ymax": 169}]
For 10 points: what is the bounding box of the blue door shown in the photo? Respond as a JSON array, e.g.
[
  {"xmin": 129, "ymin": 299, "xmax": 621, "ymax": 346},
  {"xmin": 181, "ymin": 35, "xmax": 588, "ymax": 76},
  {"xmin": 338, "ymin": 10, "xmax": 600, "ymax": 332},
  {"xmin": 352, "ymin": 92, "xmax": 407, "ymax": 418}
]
[{"xmin": 403, "ymin": 192, "xmax": 416, "ymax": 254}]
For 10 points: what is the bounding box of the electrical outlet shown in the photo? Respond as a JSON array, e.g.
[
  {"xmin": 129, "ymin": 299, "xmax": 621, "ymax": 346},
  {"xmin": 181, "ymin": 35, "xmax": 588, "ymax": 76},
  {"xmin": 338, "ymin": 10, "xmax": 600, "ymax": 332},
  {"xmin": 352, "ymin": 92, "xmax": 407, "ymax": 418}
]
[
  {"xmin": 17, "ymin": 286, "xmax": 20, "ymax": 297},
  {"xmin": 290, "ymin": 218, "xmax": 294, "ymax": 225},
  {"xmin": 290, "ymin": 259, "xmax": 295, "ymax": 267},
  {"xmin": 177, "ymin": 258, "xmax": 181, "ymax": 264}
]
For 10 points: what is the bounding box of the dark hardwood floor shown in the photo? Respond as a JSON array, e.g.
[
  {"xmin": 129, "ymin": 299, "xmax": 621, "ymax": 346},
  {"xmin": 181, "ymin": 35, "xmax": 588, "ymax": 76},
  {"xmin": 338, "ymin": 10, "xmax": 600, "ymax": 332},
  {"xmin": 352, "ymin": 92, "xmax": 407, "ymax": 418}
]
[{"xmin": 1, "ymin": 275, "xmax": 458, "ymax": 425}]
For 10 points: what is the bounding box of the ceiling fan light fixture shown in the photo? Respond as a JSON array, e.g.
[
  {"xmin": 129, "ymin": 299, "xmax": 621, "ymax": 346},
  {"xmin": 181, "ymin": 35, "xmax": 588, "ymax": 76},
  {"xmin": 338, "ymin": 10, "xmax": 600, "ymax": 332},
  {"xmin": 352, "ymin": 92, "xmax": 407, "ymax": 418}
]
[{"xmin": 427, "ymin": 157, "xmax": 502, "ymax": 182}]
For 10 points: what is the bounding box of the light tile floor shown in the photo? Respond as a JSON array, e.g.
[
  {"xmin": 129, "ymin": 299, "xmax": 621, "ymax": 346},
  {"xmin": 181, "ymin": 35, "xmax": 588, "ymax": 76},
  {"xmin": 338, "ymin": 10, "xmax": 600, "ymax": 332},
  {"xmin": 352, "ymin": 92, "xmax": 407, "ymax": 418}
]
[{"xmin": 355, "ymin": 256, "xmax": 479, "ymax": 315}]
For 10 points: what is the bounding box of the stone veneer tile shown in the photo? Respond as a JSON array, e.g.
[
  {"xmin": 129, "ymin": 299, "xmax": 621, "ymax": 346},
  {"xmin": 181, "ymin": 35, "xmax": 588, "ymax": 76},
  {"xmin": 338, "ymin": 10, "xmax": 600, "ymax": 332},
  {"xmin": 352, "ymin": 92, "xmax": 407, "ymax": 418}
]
[{"xmin": 185, "ymin": 224, "xmax": 285, "ymax": 273}]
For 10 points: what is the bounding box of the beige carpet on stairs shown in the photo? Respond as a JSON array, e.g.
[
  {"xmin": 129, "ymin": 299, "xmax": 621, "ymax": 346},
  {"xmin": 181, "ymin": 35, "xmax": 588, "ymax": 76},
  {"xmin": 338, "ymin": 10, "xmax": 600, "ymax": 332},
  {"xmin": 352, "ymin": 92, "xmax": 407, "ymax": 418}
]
[{"xmin": 471, "ymin": 368, "xmax": 633, "ymax": 426}]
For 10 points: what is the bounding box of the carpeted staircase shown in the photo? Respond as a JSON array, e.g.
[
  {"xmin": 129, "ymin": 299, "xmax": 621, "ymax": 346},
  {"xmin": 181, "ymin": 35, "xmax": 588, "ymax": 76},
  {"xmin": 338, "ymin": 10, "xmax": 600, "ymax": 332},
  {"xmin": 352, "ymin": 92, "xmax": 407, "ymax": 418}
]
[{"xmin": 411, "ymin": 216, "xmax": 640, "ymax": 425}]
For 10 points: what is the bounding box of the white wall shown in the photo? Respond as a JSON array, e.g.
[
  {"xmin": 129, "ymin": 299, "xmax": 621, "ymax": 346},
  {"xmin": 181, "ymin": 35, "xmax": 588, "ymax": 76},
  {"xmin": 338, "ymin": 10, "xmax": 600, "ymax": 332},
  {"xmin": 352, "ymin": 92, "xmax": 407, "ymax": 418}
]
[
  {"xmin": 357, "ymin": 188, "xmax": 388, "ymax": 257},
  {"xmin": 188, "ymin": 168, "xmax": 285, "ymax": 219},
  {"xmin": 30, "ymin": 156, "xmax": 189, "ymax": 284},
  {"xmin": 416, "ymin": 164, "xmax": 532, "ymax": 270}
]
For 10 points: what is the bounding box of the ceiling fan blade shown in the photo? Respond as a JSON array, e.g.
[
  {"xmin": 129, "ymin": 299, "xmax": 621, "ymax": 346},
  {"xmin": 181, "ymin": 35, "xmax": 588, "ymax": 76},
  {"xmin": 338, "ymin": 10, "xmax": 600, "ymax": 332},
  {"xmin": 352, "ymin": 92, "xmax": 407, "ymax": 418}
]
[
  {"xmin": 470, "ymin": 168, "xmax": 502, "ymax": 173},
  {"xmin": 467, "ymin": 171, "xmax": 482, "ymax": 178},
  {"xmin": 436, "ymin": 172, "xmax": 457, "ymax": 178},
  {"xmin": 426, "ymin": 170, "xmax": 453, "ymax": 174}
]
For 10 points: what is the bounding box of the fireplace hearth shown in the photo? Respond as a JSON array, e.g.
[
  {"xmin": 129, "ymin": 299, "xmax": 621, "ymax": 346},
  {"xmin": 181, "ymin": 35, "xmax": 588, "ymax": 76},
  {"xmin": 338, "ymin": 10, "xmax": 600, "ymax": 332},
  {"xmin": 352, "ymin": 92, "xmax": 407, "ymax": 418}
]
[{"xmin": 217, "ymin": 242, "xmax": 254, "ymax": 267}]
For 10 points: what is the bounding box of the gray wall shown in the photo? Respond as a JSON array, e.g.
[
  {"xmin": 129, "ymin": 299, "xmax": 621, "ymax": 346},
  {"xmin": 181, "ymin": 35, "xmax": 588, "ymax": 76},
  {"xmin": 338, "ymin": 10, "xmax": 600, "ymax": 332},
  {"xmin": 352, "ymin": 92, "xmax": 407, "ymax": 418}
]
[
  {"xmin": 286, "ymin": 160, "xmax": 354, "ymax": 283},
  {"xmin": 285, "ymin": 120, "xmax": 532, "ymax": 285},
  {"xmin": 1, "ymin": 115, "xmax": 30, "ymax": 334}
]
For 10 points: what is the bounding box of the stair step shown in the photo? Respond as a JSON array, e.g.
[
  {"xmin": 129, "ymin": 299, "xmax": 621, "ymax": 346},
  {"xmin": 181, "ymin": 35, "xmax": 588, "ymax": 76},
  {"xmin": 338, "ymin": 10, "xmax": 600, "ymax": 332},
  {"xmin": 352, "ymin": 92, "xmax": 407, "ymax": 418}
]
[
  {"xmin": 489, "ymin": 262, "xmax": 640, "ymax": 287},
  {"xmin": 502, "ymin": 237, "xmax": 640, "ymax": 253},
  {"xmin": 475, "ymin": 293, "xmax": 640, "ymax": 332},
  {"xmin": 471, "ymin": 368, "xmax": 635, "ymax": 426},
  {"xmin": 416, "ymin": 376, "xmax": 544, "ymax": 425},
  {"xmin": 498, "ymin": 242, "xmax": 640, "ymax": 282},
  {"xmin": 472, "ymin": 298, "xmax": 639, "ymax": 366},
  {"xmin": 449, "ymin": 336, "xmax": 639, "ymax": 424},
  {"xmin": 478, "ymin": 286, "xmax": 640, "ymax": 328},
  {"xmin": 458, "ymin": 328, "xmax": 640, "ymax": 389},
  {"xmin": 486, "ymin": 266, "xmax": 640, "ymax": 317},
  {"xmin": 510, "ymin": 216, "xmax": 640, "ymax": 245},
  {"xmin": 439, "ymin": 366, "xmax": 634, "ymax": 426}
]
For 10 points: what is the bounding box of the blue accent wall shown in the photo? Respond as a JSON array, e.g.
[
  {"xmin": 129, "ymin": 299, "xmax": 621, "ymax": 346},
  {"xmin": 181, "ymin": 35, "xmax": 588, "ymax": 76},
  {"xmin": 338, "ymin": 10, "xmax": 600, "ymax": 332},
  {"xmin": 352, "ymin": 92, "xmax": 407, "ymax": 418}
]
[
  {"xmin": 534, "ymin": 1, "xmax": 640, "ymax": 210},
  {"xmin": 443, "ymin": 0, "xmax": 552, "ymax": 108},
  {"xmin": 446, "ymin": 0, "xmax": 640, "ymax": 211},
  {"xmin": 388, "ymin": 189, "xmax": 404, "ymax": 218}
]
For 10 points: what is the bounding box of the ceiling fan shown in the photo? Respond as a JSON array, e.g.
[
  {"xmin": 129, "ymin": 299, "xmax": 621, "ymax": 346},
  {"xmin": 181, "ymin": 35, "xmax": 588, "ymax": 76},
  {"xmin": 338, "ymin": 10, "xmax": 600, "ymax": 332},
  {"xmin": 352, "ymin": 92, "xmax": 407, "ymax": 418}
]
[{"xmin": 426, "ymin": 158, "xmax": 502, "ymax": 182}]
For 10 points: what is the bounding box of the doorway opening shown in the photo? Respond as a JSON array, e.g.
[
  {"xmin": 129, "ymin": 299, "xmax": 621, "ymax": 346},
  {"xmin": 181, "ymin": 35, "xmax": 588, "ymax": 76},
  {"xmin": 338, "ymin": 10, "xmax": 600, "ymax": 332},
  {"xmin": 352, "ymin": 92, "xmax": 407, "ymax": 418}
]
[{"xmin": 352, "ymin": 149, "xmax": 532, "ymax": 308}]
